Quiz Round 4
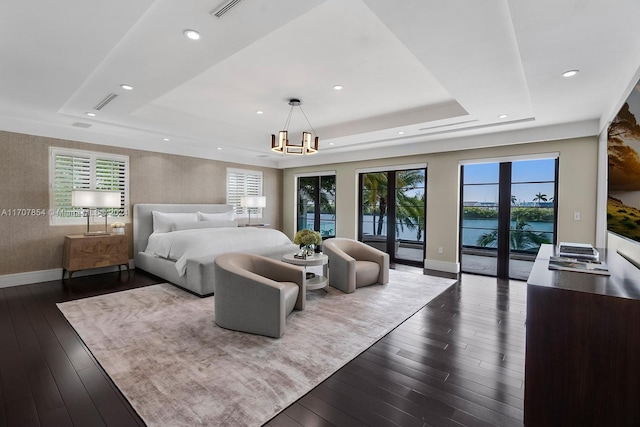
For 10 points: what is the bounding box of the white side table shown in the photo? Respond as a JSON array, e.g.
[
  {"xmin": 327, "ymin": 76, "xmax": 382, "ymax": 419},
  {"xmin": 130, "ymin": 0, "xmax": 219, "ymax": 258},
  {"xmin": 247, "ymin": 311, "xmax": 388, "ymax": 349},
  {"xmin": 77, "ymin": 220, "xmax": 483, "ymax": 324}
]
[{"xmin": 282, "ymin": 252, "xmax": 329, "ymax": 291}]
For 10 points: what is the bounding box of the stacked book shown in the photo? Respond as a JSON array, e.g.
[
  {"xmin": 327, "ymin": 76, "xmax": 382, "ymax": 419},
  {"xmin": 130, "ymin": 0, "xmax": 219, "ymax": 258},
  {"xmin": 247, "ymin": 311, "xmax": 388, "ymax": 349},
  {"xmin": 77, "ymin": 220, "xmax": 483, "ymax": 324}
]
[
  {"xmin": 548, "ymin": 242, "xmax": 610, "ymax": 275},
  {"xmin": 558, "ymin": 242, "xmax": 599, "ymax": 260}
]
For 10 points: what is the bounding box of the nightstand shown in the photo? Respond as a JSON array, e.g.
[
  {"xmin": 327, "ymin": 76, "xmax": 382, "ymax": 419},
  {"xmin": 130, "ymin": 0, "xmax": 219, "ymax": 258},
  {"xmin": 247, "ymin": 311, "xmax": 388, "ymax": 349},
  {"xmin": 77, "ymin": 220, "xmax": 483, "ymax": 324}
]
[{"xmin": 62, "ymin": 234, "xmax": 129, "ymax": 283}]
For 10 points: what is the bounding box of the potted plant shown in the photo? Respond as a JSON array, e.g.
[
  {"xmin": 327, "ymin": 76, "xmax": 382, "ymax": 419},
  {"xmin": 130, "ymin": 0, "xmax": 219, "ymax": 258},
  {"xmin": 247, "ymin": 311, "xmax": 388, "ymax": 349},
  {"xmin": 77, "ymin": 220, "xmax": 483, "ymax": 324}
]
[
  {"xmin": 111, "ymin": 222, "xmax": 125, "ymax": 235},
  {"xmin": 293, "ymin": 229, "xmax": 321, "ymax": 256}
]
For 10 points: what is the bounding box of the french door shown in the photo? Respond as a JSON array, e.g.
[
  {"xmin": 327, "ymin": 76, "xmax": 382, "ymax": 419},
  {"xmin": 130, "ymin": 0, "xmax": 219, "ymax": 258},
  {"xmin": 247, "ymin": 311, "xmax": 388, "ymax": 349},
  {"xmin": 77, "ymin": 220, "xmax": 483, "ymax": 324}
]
[
  {"xmin": 358, "ymin": 168, "xmax": 426, "ymax": 266},
  {"xmin": 296, "ymin": 175, "xmax": 336, "ymax": 238},
  {"xmin": 460, "ymin": 158, "xmax": 558, "ymax": 279}
]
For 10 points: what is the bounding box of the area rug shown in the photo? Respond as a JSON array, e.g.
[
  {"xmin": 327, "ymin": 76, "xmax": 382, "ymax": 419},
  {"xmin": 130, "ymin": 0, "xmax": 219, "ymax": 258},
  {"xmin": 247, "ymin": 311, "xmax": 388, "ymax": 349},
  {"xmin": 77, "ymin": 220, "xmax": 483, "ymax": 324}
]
[{"xmin": 57, "ymin": 269, "xmax": 455, "ymax": 426}]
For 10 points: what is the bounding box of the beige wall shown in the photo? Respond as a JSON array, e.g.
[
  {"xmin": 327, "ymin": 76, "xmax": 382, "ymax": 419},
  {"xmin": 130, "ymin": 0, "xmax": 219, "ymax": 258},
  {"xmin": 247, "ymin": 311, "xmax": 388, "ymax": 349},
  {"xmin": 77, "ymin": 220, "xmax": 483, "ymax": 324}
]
[
  {"xmin": 0, "ymin": 130, "xmax": 283, "ymax": 276},
  {"xmin": 283, "ymin": 136, "xmax": 599, "ymax": 271}
]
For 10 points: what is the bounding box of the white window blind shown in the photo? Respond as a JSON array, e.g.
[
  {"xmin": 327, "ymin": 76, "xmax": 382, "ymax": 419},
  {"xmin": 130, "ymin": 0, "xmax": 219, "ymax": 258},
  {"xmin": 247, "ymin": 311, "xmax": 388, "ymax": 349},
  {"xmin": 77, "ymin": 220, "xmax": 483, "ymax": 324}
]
[
  {"xmin": 227, "ymin": 168, "xmax": 263, "ymax": 217},
  {"xmin": 50, "ymin": 147, "xmax": 129, "ymax": 225}
]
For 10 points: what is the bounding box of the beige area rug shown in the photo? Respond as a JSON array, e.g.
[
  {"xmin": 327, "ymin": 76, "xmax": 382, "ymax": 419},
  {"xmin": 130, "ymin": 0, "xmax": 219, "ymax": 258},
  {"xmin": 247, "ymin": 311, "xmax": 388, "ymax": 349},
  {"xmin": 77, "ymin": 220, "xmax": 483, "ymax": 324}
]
[{"xmin": 57, "ymin": 269, "xmax": 455, "ymax": 426}]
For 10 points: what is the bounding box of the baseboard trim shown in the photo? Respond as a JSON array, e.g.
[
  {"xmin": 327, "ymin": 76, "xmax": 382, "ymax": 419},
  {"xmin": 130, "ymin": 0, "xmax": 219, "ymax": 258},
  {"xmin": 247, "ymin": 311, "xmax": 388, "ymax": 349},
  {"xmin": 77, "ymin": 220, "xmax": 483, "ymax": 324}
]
[
  {"xmin": 0, "ymin": 260, "xmax": 135, "ymax": 288},
  {"xmin": 424, "ymin": 259, "xmax": 460, "ymax": 274}
]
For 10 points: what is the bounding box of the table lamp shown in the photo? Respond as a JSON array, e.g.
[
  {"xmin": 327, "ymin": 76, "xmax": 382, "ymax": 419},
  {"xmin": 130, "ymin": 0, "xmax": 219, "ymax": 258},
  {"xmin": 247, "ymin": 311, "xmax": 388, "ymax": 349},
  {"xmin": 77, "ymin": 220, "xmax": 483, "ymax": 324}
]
[
  {"xmin": 240, "ymin": 196, "xmax": 266, "ymax": 226},
  {"xmin": 72, "ymin": 190, "xmax": 121, "ymax": 235}
]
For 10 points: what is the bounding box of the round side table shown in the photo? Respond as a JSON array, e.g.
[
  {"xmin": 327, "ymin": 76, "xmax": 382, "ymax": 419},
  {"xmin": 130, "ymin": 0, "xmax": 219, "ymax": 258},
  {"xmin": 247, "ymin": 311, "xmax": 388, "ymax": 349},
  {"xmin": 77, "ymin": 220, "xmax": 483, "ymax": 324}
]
[{"xmin": 282, "ymin": 252, "xmax": 329, "ymax": 291}]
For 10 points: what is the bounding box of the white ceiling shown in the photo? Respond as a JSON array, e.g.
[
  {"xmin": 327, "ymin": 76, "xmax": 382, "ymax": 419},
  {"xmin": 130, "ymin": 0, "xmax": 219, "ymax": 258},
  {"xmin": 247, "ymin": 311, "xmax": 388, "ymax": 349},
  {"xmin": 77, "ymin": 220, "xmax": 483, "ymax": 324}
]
[{"xmin": 1, "ymin": 0, "xmax": 640, "ymax": 168}]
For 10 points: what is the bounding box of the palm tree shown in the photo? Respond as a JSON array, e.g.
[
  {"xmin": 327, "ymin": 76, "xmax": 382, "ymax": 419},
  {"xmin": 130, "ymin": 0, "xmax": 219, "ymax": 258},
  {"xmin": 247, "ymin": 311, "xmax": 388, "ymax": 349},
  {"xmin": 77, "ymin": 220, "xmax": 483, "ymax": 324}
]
[
  {"xmin": 533, "ymin": 192, "xmax": 548, "ymax": 206},
  {"xmin": 362, "ymin": 172, "xmax": 388, "ymax": 235},
  {"xmin": 362, "ymin": 170, "xmax": 425, "ymax": 240},
  {"xmin": 297, "ymin": 176, "xmax": 335, "ymax": 232},
  {"xmin": 476, "ymin": 219, "xmax": 551, "ymax": 251},
  {"xmin": 511, "ymin": 195, "xmax": 517, "ymax": 206},
  {"xmin": 395, "ymin": 170, "xmax": 425, "ymax": 240}
]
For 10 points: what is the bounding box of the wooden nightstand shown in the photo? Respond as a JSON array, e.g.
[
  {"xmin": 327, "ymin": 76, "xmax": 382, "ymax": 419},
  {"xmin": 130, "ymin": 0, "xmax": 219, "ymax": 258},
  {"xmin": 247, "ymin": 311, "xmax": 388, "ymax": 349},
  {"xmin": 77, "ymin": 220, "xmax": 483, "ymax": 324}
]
[{"xmin": 62, "ymin": 234, "xmax": 129, "ymax": 283}]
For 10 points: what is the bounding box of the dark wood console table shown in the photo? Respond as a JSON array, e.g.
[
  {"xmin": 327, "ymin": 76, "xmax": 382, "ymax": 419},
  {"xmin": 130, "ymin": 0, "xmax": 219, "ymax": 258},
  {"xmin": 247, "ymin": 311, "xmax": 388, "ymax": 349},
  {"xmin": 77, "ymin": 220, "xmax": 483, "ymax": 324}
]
[{"xmin": 525, "ymin": 244, "xmax": 640, "ymax": 426}]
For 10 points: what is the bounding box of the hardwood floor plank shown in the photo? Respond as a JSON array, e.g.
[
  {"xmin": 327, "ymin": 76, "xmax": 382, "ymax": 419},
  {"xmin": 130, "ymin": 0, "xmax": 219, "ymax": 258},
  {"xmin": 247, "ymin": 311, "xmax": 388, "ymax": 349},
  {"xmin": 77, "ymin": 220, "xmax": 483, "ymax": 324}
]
[
  {"xmin": 358, "ymin": 348, "xmax": 450, "ymax": 383},
  {"xmin": 3, "ymin": 396, "xmax": 39, "ymax": 427},
  {"xmin": 308, "ymin": 383, "xmax": 401, "ymax": 427},
  {"xmin": 39, "ymin": 343, "xmax": 106, "ymax": 427},
  {"xmin": 336, "ymin": 364, "xmax": 461, "ymax": 425},
  {"xmin": 352, "ymin": 344, "xmax": 523, "ymax": 424},
  {"xmin": 265, "ymin": 413, "xmax": 304, "ymax": 427},
  {"xmin": 77, "ymin": 365, "xmax": 144, "ymax": 427},
  {"xmin": 297, "ymin": 393, "xmax": 367, "ymax": 427},
  {"xmin": 280, "ymin": 402, "xmax": 337, "ymax": 427},
  {"xmin": 321, "ymin": 375, "xmax": 426, "ymax": 427}
]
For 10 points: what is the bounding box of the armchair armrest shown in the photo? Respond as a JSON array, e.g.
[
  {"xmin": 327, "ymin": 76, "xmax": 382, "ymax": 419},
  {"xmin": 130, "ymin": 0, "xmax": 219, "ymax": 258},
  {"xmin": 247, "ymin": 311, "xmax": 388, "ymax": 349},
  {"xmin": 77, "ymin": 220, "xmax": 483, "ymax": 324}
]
[{"xmin": 251, "ymin": 257, "xmax": 306, "ymax": 310}]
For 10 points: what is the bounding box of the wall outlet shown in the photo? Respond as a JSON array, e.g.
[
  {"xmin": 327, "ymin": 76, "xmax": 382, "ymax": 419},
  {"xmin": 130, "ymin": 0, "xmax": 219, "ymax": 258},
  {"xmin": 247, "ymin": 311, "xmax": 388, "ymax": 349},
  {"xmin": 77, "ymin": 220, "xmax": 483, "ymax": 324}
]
[
  {"xmin": 438, "ymin": 247, "xmax": 443, "ymax": 254},
  {"xmin": 573, "ymin": 212, "xmax": 581, "ymax": 221}
]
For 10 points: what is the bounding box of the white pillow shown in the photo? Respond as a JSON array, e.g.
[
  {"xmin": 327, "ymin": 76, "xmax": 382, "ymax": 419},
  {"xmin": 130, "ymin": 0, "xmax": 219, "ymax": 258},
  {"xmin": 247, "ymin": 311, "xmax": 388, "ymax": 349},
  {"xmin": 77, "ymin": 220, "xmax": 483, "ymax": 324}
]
[
  {"xmin": 198, "ymin": 210, "xmax": 234, "ymax": 222},
  {"xmin": 171, "ymin": 220, "xmax": 238, "ymax": 231},
  {"xmin": 152, "ymin": 211, "xmax": 198, "ymax": 233}
]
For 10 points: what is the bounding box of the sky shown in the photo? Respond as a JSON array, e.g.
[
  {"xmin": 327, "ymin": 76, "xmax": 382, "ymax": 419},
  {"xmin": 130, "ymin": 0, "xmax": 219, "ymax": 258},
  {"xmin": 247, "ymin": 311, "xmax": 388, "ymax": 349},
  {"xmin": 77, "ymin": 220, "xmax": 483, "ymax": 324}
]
[{"xmin": 463, "ymin": 158, "xmax": 556, "ymax": 204}]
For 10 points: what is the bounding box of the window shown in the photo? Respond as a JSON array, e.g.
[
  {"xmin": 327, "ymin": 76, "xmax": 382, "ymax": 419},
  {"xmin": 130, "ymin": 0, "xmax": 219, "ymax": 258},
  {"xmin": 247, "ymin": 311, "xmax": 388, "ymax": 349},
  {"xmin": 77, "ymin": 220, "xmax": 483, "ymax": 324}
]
[
  {"xmin": 50, "ymin": 147, "xmax": 129, "ymax": 225},
  {"xmin": 227, "ymin": 168, "xmax": 263, "ymax": 217}
]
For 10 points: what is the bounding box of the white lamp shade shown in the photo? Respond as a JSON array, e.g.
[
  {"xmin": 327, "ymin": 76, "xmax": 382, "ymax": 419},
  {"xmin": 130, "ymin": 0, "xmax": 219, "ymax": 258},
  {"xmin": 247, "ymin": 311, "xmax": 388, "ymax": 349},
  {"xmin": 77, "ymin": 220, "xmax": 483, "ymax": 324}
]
[
  {"xmin": 72, "ymin": 190, "xmax": 121, "ymax": 208},
  {"xmin": 240, "ymin": 196, "xmax": 266, "ymax": 208}
]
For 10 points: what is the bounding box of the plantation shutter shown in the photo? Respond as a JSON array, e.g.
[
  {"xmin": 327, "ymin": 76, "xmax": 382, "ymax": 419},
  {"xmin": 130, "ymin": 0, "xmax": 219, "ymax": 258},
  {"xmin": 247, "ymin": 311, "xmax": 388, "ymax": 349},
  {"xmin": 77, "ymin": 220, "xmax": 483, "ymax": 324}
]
[
  {"xmin": 50, "ymin": 148, "xmax": 129, "ymax": 224},
  {"xmin": 53, "ymin": 153, "xmax": 91, "ymax": 219},
  {"xmin": 226, "ymin": 168, "xmax": 263, "ymax": 217},
  {"xmin": 95, "ymin": 158, "xmax": 127, "ymax": 216}
]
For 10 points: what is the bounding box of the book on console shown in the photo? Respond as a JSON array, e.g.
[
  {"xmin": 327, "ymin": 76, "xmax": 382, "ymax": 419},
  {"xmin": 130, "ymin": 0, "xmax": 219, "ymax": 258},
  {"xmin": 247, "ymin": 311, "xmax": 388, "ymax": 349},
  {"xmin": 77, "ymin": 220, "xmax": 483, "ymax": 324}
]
[
  {"xmin": 558, "ymin": 242, "xmax": 599, "ymax": 260},
  {"xmin": 548, "ymin": 255, "xmax": 610, "ymax": 275}
]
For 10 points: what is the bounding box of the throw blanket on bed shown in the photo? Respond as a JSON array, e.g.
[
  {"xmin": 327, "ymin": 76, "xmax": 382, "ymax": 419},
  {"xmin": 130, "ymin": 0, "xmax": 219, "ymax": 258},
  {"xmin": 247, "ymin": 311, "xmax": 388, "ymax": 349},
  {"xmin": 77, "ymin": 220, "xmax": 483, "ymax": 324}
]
[{"xmin": 145, "ymin": 227, "xmax": 294, "ymax": 276}]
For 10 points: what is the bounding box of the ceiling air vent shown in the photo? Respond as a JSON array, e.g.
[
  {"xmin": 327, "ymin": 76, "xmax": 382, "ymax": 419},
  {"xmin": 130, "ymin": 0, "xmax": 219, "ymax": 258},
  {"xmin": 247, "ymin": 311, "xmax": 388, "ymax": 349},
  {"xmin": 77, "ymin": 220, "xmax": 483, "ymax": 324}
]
[
  {"xmin": 72, "ymin": 122, "xmax": 92, "ymax": 128},
  {"xmin": 94, "ymin": 93, "xmax": 118, "ymax": 110},
  {"xmin": 211, "ymin": 0, "xmax": 243, "ymax": 18}
]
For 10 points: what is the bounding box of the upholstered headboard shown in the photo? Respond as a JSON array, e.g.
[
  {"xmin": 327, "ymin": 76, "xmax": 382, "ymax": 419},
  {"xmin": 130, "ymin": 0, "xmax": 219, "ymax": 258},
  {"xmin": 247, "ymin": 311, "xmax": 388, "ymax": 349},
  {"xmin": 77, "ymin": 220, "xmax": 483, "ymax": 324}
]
[{"xmin": 133, "ymin": 203, "xmax": 234, "ymax": 257}]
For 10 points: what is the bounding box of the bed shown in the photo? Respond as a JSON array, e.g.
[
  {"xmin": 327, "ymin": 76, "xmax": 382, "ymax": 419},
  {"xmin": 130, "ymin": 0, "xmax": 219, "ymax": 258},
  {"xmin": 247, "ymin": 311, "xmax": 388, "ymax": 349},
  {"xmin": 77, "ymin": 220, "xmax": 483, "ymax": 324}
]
[{"xmin": 133, "ymin": 204, "xmax": 298, "ymax": 296}]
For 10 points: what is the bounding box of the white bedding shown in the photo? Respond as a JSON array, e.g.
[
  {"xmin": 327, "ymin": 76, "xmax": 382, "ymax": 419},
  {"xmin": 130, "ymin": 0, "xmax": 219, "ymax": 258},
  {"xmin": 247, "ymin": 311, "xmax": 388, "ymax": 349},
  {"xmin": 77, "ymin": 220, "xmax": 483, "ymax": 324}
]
[{"xmin": 145, "ymin": 227, "xmax": 294, "ymax": 276}]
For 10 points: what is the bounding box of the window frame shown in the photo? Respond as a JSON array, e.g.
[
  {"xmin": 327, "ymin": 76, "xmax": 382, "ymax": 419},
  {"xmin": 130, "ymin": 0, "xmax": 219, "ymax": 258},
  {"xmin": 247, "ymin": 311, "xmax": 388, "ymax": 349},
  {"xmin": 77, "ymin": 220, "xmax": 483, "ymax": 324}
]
[
  {"xmin": 49, "ymin": 147, "xmax": 130, "ymax": 225},
  {"xmin": 226, "ymin": 168, "xmax": 264, "ymax": 218}
]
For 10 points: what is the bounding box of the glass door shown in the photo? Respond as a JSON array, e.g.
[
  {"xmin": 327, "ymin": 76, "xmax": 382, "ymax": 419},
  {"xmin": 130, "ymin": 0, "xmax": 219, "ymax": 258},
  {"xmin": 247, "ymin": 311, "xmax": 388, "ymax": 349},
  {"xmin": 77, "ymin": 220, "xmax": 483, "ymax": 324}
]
[
  {"xmin": 460, "ymin": 163, "xmax": 500, "ymax": 276},
  {"xmin": 359, "ymin": 168, "xmax": 426, "ymax": 266},
  {"xmin": 394, "ymin": 169, "xmax": 425, "ymax": 263},
  {"xmin": 509, "ymin": 158, "xmax": 557, "ymax": 279},
  {"xmin": 460, "ymin": 158, "xmax": 558, "ymax": 279},
  {"xmin": 296, "ymin": 175, "xmax": 336, "ymax": 238}
]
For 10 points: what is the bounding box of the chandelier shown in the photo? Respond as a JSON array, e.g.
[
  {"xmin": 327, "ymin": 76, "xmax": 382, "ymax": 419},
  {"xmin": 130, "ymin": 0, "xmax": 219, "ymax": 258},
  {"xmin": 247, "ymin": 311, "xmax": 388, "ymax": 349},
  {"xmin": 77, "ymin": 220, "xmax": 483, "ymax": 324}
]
[{"xmin": 271, "ymin": 99, "xmax": 319, "ymax": 155}]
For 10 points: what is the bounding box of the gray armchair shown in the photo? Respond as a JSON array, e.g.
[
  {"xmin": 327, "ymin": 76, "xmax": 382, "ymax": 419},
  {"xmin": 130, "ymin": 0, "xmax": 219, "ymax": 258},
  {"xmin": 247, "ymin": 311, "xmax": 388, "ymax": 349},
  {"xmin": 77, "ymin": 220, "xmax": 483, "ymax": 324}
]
[
  {"xmin": 323, "ymin": 238, "xmax": 390, "ymax": 294},
  {"xmin": 213, "ymin": 252, "xmax": 305, "ymax": 338}
]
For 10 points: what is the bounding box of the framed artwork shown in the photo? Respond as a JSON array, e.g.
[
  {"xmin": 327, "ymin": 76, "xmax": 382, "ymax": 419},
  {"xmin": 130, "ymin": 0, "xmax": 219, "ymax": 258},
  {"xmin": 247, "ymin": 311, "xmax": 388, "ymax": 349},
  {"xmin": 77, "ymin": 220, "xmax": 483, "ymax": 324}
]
[{"xmin": 607, "ymin": 79, "xmax": 640, "ymax": 243}]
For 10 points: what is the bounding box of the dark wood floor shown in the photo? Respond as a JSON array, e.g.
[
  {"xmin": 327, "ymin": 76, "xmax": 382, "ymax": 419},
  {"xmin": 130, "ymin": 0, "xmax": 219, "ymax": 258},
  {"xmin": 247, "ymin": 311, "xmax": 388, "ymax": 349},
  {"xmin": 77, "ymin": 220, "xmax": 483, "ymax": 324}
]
[{"xmin": 0, "ymin": 268, "xmax": 526, "ymax": 427}]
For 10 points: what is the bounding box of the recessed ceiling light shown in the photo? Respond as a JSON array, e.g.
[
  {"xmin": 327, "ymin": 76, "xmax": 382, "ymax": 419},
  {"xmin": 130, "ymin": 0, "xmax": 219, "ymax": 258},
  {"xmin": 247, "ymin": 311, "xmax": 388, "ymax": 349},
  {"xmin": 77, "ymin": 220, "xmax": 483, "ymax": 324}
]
[
  {"xmin": 256, "ymin": 110, "xmax": 263, "ymax": 115},
  {"xmin": 85, "ymin": 112, "xmax": 96, "ymax": 117},
  {"xmin": 329, "ymin": 142, "xmax": 334, "ymax": 146},
  {"xmin": 183, "ymin": 29, "xmax": 201, "ymax": 40},
  {"xmin": 562, "ymin": 70, "xmax": 579, "ymax": 78},
  {"xmin": 498, "ymin": 114, "xmax": 508, "ymax": 119},
  {"xmin": 333, "ymin": 85, "xmax": 344, "ymax": 91},
  {"xmin": 217, "ymin": 147, "xmax": 222, "ymax": 150},
  {"xmin": 398, "ymin": 131, "xmax": 405, "ymax": 135},
  {"xmin": 163, "ymin": 138, "xmax": 170, "ymax": 142},
  {"xmin": 120, "ymin": 84, "xmax": 133, "ymax": 91}
]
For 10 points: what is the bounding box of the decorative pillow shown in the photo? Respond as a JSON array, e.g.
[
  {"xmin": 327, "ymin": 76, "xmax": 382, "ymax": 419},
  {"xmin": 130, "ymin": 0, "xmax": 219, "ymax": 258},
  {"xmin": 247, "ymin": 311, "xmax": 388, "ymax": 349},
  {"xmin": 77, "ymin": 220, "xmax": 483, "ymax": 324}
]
[
  {"xmin": 198, "ymin": 210, "xmax": 235, "ymax": 222},
  {"xmin": 171, "ymin": 220, "xmax": 238, "ymax": 231},
  {"xmin": 152, "ymin": 211, "xmax": 198, "ymax": 233}
]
